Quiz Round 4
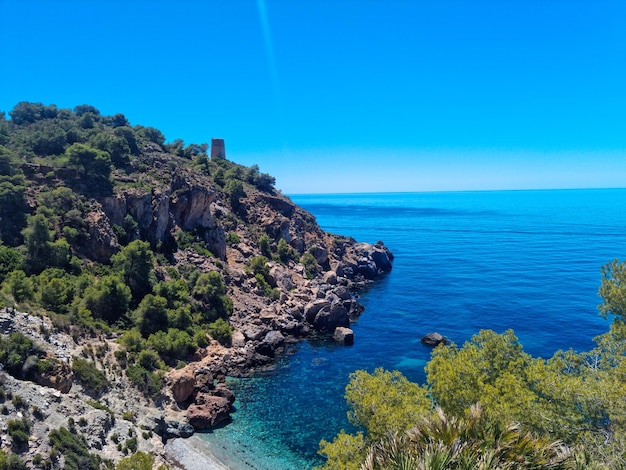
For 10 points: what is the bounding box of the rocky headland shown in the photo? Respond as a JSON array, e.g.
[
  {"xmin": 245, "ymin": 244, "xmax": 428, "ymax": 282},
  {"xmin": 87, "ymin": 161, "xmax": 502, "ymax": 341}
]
[{"xmin": 0, "ymin": 105, "xmax": 393, "ymax": 469}]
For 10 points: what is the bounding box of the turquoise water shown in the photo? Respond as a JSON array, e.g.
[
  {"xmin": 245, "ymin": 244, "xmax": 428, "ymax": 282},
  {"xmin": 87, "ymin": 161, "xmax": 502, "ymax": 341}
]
[{"xmin": 200, "ymin": 189, "xmax": 626, "ymax": 469}]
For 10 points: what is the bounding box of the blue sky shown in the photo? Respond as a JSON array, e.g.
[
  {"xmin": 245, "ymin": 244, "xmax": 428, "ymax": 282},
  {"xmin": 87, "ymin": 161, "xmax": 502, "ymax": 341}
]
[{"xmin": 1, "ymin": 1, "xmax": 625, "ymax": 193}]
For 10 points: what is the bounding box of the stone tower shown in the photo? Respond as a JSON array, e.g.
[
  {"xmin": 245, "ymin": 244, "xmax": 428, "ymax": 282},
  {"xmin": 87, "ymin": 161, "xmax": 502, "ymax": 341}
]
[{"xmin": 210, "ymin": 138, "xmax": 226, "ymax": 159}]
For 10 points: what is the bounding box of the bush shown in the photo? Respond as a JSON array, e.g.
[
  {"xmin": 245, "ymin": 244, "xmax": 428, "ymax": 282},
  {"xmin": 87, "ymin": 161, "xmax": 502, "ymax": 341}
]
[
  {"xmin": 71, "ymin": 358, "xmax": 108, "ymax": 393},
  {"xmin": 226, "ymin": 232, "xmax": 241, "ymax": 246},
  {"xmin": 0, "ymin": 448, "xmax": 27, "ymax": 470},
  {"xmin": 301, "ymin": 252, "xmax": 319, "ymax": 279},
  {"xmin": 48, "ymin": 427, "xmax": 100, "ymax": 470},
  {"xmin": 126, "ymin": 365, "xmax": 164, "ymax": 397},
  {"xmin": 7, "ymin": 418, "xmax": 30, "ymax": 449},
  {"xmin": 134, "ymin": 294, "xmax": 169, "ymax": 337},
  {"xmin": 276, "ymin": 238, "xmax": 295, "ymax": 263},
  {"xmin": 254, "ymin": 273, "xmax": 280, "ymax": 300},
  {"xmin": 137, "ymin": 349, "xmax": 161, "ymax": 371},
  {"xmin": 125, "ymin": 436, "xmax": 138, "ymax": 453},
  {"xmin": 116, "ymin": 452, "xmax": 154, "ymax": 470},
  {"xmin": 258, "ymin": 233, "xmax": 272, "ymax": 257},
  {"xmin": 192, "ymin": 272, "xmax": 233, "ymax": 321},
  {"xmin": 118, "ymin": 329, "xmax": 144, "ymax": 353},
  {"xmin": 2, "ymin": 270, "xmax": 34, "ymax": 303},
  {"xmin": 148, "ymin": 328, "xmax": 195, "ymax": 363},
  {"xmin": 11, "ymin": 394, "xmax": 26, "ymax": 408},
  {"xmin": 82, "ymin": 275, "xmax": 131, "ymax": 324},
  {"xmin": 248, "ymin": 255, "xmax": 269, "ymax": 278},
  {"xmin": 0, "ymin": 331, "xmax": 42, "ymax": 377},
  {"xmin": 208, "ymin": 318, "xmax": 233, "ymax": 345}
]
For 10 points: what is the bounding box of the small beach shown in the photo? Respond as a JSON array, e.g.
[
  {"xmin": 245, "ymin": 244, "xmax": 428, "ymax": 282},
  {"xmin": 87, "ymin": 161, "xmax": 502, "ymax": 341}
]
[{"xmin": 165, "ymin": 436, "xmax": 232, "ymax": 470}]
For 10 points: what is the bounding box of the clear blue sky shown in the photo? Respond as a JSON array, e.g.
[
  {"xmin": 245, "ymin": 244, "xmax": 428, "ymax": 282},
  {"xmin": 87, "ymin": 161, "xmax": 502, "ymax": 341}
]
[{"xmin": 1, "ymin": 1, "xmax": 625, "ymax": 194}]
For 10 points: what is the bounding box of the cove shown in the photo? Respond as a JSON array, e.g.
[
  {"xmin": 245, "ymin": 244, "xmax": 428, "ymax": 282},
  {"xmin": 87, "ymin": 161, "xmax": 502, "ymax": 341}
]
[{"xmin": 199, "ymin": 189, "xmax": 626, "ymax": 469}]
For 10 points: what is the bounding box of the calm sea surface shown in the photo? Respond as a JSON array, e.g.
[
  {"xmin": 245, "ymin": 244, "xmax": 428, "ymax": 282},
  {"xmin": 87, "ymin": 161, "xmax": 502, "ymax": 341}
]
[{"xmin": 199, "ymin": 189, "xmax": 626, "ymax": 469}]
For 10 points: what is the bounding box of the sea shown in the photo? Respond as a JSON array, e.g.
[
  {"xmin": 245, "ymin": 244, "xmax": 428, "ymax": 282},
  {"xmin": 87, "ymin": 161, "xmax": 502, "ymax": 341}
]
[{"xmin": 198, "ymin": 188, "xmax": 626, "ymax": 469}]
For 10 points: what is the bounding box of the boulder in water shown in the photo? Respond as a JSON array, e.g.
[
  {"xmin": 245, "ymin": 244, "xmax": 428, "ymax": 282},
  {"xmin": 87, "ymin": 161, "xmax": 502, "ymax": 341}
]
[
  {"xmin": 421, "ymin": 332, "xmax": 449, "ymax": 347},
  {"xmin": 333, "ymin": 327, "xmax": 354, "ymax": 345}
]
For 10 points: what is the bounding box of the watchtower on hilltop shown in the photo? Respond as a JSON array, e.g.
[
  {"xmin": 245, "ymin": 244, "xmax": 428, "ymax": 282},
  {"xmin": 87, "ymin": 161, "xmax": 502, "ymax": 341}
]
[{"xmin": 210, "ymin": 138, "xmax": 225, "ymax": 159}]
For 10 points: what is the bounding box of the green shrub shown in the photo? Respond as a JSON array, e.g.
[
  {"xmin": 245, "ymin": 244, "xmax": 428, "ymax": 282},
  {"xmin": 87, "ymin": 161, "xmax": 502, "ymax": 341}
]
[
  {"xmin": 193, "ymin": 329, "xmax": 209, "ymax": 348},
  {"xmin": 300, "ymin": 252, "xmax": 319, "ymax": 279},
  {"xmin": 137, "ymin": 349, "xmax": 162, "ymax": 371},
  {"xmin": 276, "ymin": 238, "xmax": 295, "ymax": 263},
  {"xmin": 116, "ymin": 452, "xmax": 154, "ymax": 470},
  {"xmin": 226, "ymin": 232, "xmax": 241, "ymax": 246},
  {"xmin": 71, "ymin": 358, "xmax": 108, "ymax": 393},
  {"xmin": 118, "ymin": 329, "xmax": 144, "ymax": 353},
  {"xmin": 248, "ymin": 255, "xmax": 269, "ymax": 277},
  {"xmin": 254, "ymin": 273, "xmax": 280, "ymax": 300},
  {"xmin": 1, "ymin": 270, "xmax": 33, "ymax": 303},
  {"xmin": 125, "ymin": 436, "xmax": 138, "ymax": 453},
  {"xmin": 114, "ymin": 349, "xmax": 128, "ymax": 367},
  {"xmin": 148, "ymin": 328, "xmax": 195, "ymax": 363},
  {"xmin": 48, "ymin": 427, "xmax": 100, "ymax": 470},
  {"xmin": 134, "ymin": 294, "xmax": 169, "ymax": 337},
  {"xmin": 0, "ymin": 331, "xmax": 42, "ymax": 378},
  {"xmin": 86, "ymin": 399, "xmax": 114, "ymax": 418},
  {"xmin": 7, "ymin": 417, "xmax": 30, "ymax": 450},
  {"xmin": 32, "ymin": 405, "xmax": 44, "ymax": 420},
  {"xmin": 258, "ymin": 233, "xmax": 271, "ymax": 257},
  {"xmin": 126, "ymin": 365, "xmax": 164, "ymax": 397},
  {"xmin": 208, "ymin": 318, "xmax": 233, "ymax": 345},
  {"xmin": 11, "ymin": 394, "xmax": 26, "ymax": 408},
  {"xmin": 0, "ymin": 448, "xmax": 27, "ymax": 470}
]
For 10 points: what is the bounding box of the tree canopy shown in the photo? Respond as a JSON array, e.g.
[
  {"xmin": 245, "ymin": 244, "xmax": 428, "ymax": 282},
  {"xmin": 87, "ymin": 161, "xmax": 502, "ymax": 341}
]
[{"xmin": 318, "ymin": 263, "xmax": 626, "ymax": 469}]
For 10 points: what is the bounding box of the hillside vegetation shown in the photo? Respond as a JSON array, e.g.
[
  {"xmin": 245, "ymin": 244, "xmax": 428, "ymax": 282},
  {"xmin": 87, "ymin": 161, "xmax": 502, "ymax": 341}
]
[{"xmin": 0, "ymin": 101, "xmax": 395, "ymax": 468}]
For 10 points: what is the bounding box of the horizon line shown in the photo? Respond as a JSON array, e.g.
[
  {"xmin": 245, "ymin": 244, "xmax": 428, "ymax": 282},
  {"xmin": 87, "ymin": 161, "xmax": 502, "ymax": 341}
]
[{"xmin": 286, "ymin": 186, "xmax": 626, "ymax": 197}]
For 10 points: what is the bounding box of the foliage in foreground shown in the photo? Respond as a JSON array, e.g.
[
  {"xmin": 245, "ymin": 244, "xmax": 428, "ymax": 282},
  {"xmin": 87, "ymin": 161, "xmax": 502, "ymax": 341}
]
[
  {"xmin": 361, "ymin": 405, "xmax": 571, "ymax": 470},
  {"xmin": 318, "ymin": 259, "xmax": 626, "ymax": 469}
]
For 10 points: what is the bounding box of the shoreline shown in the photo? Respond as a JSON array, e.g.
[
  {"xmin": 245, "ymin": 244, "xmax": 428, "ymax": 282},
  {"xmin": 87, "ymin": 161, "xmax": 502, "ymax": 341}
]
[{"xmin": 165, "ymin": 436, "xmax": 232, "ymax": 470}]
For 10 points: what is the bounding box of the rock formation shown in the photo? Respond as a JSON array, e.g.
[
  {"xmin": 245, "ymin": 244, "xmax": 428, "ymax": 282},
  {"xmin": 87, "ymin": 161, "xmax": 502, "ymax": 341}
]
[{"xmin": 421, "ymin": 332, "xmax": 449, "ymax": 347}]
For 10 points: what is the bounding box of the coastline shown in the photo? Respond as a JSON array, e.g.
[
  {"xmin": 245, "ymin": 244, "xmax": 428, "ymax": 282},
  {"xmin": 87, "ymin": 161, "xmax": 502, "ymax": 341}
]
[{"xmin": 165, "ymin": 436, "xmax": 232, "ymax": 470}]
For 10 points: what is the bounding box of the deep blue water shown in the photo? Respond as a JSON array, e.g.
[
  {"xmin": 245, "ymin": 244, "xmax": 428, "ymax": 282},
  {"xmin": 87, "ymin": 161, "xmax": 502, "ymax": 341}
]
[{"xmin": 200, "ymin": 189, "xmax": 626, "ymax": 469}]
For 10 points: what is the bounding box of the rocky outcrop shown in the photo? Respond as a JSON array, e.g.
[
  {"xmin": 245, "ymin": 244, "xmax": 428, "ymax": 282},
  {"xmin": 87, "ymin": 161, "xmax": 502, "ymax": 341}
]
[
  {"xmin": 83, "ymin": 209, "xmax": 120, "ymax": 262},
  {"xmin": 32, "ymin": 354, "xmax": 73, "ymax": 394},
  {"xmin": 147, "ymin": 414, "xmax": 195, "ymax": 440},
  {"xmin": 421, "ymin": 332, "xmax": 449, "ymax": 347},
  {"xmin": 255, "ymin": 330, "xmax": 285, "ymax": 357},
  {"xmin": 83, "ymin": 409, "xmax": 114, "ymax": 450},
  {"xmin": 333, "ymin": 327, "xmax": 354, "ymax": 345},
  {"xmin": 168, "ymin": 367, "xmax": 196, "ymax": 403},
  {"xmin": 313, "ymin": 302, "xmax": 350, "ymax": 332},
  {"xmin": 186, "ymin": 394, "xmax": 231, "ymax": 429},
  {"xmin": 167, "ymin": 359, "xmax": 236, "ymax": 431},
  {"xmin": 102, "ymin": 179, "xmax": 227, "ymax": 260}
]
